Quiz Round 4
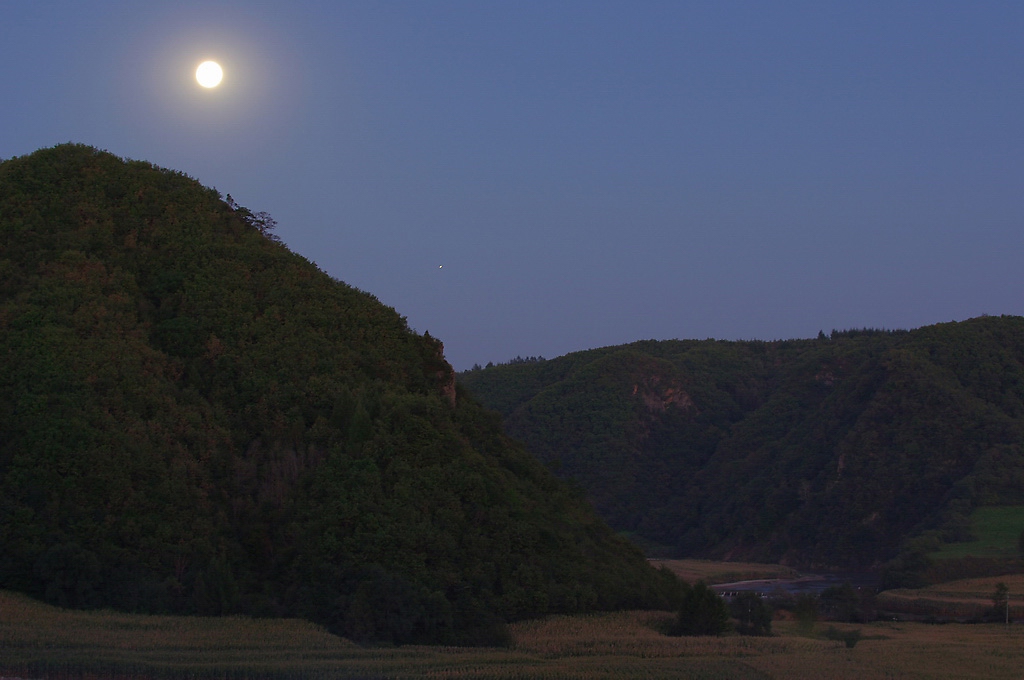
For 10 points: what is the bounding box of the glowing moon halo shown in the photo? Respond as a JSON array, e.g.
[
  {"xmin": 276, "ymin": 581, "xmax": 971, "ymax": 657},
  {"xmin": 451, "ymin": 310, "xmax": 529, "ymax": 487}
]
[{"xmin": 195, "ymin": 61, "xmax": 223, "ymax": 88}]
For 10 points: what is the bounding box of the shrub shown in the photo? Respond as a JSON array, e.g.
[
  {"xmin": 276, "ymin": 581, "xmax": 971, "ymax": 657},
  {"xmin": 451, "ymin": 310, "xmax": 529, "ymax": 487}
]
[
  {"xmin": 791, "ymin": 593, "xmax": 819, "ymax": 634},
  {"xmin": 820, "ymin": 582, "xmax": 875, "ymax": 623},
  {"xmin": 671, "ymin": 582, "xmax": 731, "ymax": 636},
  {"xmin": 825, "ymin": 625, "xmax": 861, "ymax": 648},
  {"xmin": 730, "ymin": 591, "xmax": 772, "ymax": 636}
]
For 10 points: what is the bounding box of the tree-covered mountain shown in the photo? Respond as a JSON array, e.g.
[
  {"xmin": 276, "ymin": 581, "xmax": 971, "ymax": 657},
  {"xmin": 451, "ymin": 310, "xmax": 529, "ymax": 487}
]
[
  {"xmin": 0, "ymin": 144, "xmax": 679, "ymax": 645},
  {"xmin": 459, "ymin": 318, "xmax": 1024, "ymax": 569}
]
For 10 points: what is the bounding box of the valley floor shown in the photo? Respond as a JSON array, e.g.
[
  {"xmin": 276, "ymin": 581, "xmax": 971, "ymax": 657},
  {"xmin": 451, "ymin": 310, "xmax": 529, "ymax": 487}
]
[{"xmin": 3, "ymin": 590, "xmax": 1024, "ymax": 679}]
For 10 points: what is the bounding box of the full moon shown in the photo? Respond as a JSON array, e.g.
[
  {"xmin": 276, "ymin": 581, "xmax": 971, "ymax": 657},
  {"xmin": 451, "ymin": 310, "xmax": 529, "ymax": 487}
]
[{"xmin": 195, "ymin": 61, "xmax": 223, "ymax": 88}]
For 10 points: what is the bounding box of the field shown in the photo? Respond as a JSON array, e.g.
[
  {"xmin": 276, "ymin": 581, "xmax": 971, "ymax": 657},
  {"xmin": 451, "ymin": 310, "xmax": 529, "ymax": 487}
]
[
  {"xmin": 931, "ymin": 506, "xmax": 1024, "ymax": 559},
  {"xmin": 877, "ymin": 573, "xmax": 1024, "ymax": 620},
  {"xmin": 5, "ymin": 589, "xmax": 1024, "ymax": 679},
  {"xmin": 648, "ymin": 559, "xmax": 799, "ymax": 584}
]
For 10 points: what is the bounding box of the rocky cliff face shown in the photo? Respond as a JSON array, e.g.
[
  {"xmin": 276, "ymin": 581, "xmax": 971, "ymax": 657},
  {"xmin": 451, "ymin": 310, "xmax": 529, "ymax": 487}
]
[{"xmin": 633, "ymin": 377, "xmax": 694, "ymax": 414}]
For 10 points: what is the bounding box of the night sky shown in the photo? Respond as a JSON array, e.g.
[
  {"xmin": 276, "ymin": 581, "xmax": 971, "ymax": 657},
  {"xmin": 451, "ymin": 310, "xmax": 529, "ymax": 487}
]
[{"xmin": 3, "ymin": 1, "xmax": 1022, "ymax": 370}]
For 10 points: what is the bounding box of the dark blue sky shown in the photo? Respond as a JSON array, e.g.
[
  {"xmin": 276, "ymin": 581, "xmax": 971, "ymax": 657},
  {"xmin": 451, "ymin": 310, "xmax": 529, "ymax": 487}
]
[{"xmin": 4, "ymin": 1, "xmax": 1022, "ymax": 370}]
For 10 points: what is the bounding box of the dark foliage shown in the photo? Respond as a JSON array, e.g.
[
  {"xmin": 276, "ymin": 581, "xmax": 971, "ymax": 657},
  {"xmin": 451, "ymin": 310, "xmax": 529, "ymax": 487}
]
[
  {"xmin": 825, "ymin": 626, "xmax": 861, "ymax": 648},
  {"xmin": 729, "ymin": 591, "xmax": 772, "ymax": 636},
  {"xmin": 460, "ymin": 316, "xmax": 1024, "ymax": 568},
  {"xmin": 986, "ymin": 581, "xmax": 1011, "ymax": 624},
  {"xmin": 879, "ymin": 547, "xmax": 934, "ymax": 590},
  {"xmin": 791, "ymin": 593, "xmax": 819, "ymax": 634},
  {"xmin": 671, "ymin": 582, "xmax": 731, "ymax": 636},
  {"xmin": 819, "ymin": 583, "xmax": 874, "ymax": 623},
  {"xmin": 0, "ymin": 144, "xmax": 681, "ymax": 645}
]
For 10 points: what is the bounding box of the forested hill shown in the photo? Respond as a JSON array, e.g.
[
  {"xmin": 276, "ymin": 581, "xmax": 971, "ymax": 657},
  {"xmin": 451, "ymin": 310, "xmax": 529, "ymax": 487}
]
[
  {"xmin": 0, "ymin": 144, "xmax": 678, "ymax": 645},
  {"xmin": 459, "ymin": 318, "xmax": 1024, "ymax": 569}
]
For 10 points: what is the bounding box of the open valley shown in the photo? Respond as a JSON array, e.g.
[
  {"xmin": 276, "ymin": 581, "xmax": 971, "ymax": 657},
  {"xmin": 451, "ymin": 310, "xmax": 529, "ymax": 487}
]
[{"xmin": 5, "ymin": 572, "xmax": 1024, "ymax": 680}]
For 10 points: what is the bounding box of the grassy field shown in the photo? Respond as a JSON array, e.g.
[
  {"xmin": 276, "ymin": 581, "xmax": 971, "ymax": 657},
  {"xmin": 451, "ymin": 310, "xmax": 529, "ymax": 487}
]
[
  {"xmin": 649, "ymin": 559, "xmax": 799, "ymax": 584},
  {"xmin": 5, "ymin": 589, "xmax": 1024, "ymax": 679},
  {"xmin": 877, "ymin": 573, "xmax": 1024, "ymax": 620},
  {"xmin": 932, "ymin": 506, "xmax": 1024, "ymax": 559}
]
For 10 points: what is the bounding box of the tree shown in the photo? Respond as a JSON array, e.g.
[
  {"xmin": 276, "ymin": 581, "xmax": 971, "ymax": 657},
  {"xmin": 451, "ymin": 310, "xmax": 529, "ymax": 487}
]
[
  {"xmin": 248, "ymin": 211, "xmax": 281, "ymax": 242},
  {"xmin": 225, "ymin": 194, "xmax": 280, "ymax": 242},
  {"xmin": 730, "ymin": 591, "xmax": 772, "ymax": 636},
  {"xmin": 992, "ymin": 582, "xmax": 1009, "ymax": 625},
  {"xmin": 672, "ymin": 582, "xmax": 731, "ymax": 636},
  {"xmin": 793, "ymin": 593, "xmax": 818, "ymax": 635},
  {"xmin": 821, "ymin": 582, "xmax": 865, "ymax": 623},
  {"xmin": 826, "ymin": 625, "xmax": 862, "ymax": 648}
]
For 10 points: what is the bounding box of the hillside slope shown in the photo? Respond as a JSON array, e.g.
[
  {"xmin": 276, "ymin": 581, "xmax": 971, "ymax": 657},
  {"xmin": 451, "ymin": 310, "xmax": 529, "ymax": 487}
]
[
  {"xmin": 0, "ymin": 144, "xmax": 678, "ymax": 645},
  {"xmin": 459, "ymin": 319, "xmax": 1024, "ymax": 568}
]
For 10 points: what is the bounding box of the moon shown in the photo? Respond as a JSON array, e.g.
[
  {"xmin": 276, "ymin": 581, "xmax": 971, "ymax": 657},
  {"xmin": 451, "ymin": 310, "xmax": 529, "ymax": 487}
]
[{"xmin": 196, "ymin": 61, "xmax": 223, "ymax": 88}]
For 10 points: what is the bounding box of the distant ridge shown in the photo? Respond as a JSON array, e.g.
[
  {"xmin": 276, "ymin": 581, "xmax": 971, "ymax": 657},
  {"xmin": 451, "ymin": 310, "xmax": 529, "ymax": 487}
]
[
  {"xmin": 0, "ymin": 144, "xmax": 678, "ymax": 645},
  {"xmin": 459, "ymin": 317, "xmax": 1024, "ymax": 570}
]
